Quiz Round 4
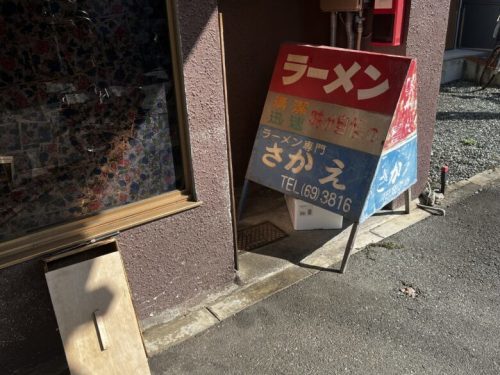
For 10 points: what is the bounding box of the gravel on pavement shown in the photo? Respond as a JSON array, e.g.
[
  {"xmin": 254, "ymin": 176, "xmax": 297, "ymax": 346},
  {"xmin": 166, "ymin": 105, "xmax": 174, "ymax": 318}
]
[{"xmin": 430, "ymin": 81, "xmax": 500, "ymax": 185}]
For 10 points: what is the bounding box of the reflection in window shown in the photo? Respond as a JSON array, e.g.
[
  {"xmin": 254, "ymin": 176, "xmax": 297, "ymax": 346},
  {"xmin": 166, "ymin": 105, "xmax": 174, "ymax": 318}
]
[{"xmin": 0, "ymin": 1, "xmax": 184, "ymax": 241}]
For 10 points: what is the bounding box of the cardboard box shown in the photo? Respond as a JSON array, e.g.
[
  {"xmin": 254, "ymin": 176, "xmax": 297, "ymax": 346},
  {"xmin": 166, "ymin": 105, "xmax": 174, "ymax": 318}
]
[{"xmin": 285, "ymin": 196, "xmax": 343, "ymax": 231}]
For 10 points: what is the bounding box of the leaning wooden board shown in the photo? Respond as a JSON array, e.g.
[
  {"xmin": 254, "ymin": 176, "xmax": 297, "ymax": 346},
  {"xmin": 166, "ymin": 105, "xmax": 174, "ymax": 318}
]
[{"xmin": 46, "ymin": 250, "xmax": 151, "ymax": 375}]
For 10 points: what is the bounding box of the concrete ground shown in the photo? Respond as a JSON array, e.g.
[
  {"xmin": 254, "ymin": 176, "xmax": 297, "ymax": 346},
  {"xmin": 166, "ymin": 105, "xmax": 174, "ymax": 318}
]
[{"xmin": 149, "ymin": 178, "xmax": 500, "ymax": 375}]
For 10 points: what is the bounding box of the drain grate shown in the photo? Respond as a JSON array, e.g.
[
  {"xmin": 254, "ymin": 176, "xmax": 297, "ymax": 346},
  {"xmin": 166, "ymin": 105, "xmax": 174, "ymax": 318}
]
[{"xmin": 237, "ymin": 221, "xmax": 288, "ymax": 251}]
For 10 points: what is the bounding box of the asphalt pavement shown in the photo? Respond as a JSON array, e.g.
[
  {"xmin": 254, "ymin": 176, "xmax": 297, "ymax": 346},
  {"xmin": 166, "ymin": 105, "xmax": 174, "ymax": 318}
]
[{"xmin": 149, "ymin": 178, "xmax": 500, "ymax": 375}]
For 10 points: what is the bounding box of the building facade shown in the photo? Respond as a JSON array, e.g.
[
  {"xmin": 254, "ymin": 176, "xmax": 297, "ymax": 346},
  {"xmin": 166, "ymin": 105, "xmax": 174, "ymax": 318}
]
[{"xmin": 0, "ymin": 0, "xmax": 450, "ymax": 372}]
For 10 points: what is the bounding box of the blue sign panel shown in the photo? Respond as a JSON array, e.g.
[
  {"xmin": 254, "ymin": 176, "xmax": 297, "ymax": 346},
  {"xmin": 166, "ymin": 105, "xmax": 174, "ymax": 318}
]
[
  {"xmin": 246, "ymin": 126, "xmax": 379, "ymax": 221},
  {"xmin": 360, "ymin": 136, "xmax": 418, "ymax": 222}
]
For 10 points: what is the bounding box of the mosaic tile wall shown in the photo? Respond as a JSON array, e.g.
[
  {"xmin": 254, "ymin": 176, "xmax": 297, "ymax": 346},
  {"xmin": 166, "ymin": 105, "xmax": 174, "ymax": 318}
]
[{"xmin": 0, "ymin": 1, "xmax": 184, "ymax": 241}]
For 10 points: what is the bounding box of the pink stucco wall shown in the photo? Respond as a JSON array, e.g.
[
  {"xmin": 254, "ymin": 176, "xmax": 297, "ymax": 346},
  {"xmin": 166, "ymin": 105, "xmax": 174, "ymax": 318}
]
[{"xmin": 119, "ymin": 0, "xmax": 235, "ymax": 320}]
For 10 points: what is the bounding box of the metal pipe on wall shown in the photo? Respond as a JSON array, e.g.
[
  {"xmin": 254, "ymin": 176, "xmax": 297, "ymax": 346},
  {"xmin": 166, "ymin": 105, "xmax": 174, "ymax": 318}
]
[
  {"xmin": 356, "ymin": 10, "xmax": 364, "ymax": 50},
  {"xmin": 345, "ymin": 12, "xmax": 355, "ymax": 49},
  {"xmin": 330, "ymin": 11, "xmax": 337, "ymax": 46}
]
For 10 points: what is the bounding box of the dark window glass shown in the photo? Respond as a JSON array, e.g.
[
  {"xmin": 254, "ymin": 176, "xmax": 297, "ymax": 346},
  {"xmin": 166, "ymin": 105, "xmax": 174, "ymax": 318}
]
[{"xmin": 0, "ymin": 0, "xmax": 184, "ymax": 241}]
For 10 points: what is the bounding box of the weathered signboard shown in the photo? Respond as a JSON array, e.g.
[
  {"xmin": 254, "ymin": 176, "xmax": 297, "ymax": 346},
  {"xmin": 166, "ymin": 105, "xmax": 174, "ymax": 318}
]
[{"xmin": 246, "ymin": 44, "xmax": 417, "ymax": 223}]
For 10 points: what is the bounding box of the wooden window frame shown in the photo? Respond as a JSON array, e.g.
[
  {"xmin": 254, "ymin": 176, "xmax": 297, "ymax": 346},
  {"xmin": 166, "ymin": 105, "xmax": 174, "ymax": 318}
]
[{"xmin": 0, "ymin": 0, "xmax": 200, "ymax": 269}]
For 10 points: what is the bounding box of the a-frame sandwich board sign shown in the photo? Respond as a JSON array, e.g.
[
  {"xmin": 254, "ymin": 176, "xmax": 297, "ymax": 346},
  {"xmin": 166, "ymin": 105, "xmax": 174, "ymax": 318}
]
[{"xmin": 241, "ymin": 43, "xmax": 418, "ymax": 272}]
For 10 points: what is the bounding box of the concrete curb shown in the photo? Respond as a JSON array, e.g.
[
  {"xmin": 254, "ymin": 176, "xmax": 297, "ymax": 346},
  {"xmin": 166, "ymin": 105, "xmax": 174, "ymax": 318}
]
[{"xmin": 143, "ymin": 167, "xmax": 500, "ymax": 357}]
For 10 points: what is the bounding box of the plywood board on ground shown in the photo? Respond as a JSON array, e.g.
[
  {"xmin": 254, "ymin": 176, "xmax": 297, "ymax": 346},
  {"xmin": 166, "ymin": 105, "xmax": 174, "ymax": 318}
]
[{"xmin": 46, "ymin": 250, "xmax": 150, "ymax": 375}]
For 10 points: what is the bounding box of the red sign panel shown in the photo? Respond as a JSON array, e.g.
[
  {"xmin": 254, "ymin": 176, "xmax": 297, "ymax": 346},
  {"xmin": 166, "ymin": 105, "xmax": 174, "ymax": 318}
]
[
  {"xmin": 269, "ymin": 44, "xmax": 411, "ymax": 116},
  {"xmin": 384, "ymin": 60, "xmax": 418, "ymax": 150}
]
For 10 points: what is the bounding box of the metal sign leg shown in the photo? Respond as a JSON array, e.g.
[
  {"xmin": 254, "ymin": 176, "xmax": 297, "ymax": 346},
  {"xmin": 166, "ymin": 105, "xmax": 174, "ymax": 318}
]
[
  {"xmin": 339, "ymin": 222, "xmax": 360, "ymax": 274},
  {"xmin": 237, "ymin": 179, "xmax": 250, "ymax": 222},
  {"xmin": 404, "ymin": 188, "xmax": 411, "ymax": 214}
]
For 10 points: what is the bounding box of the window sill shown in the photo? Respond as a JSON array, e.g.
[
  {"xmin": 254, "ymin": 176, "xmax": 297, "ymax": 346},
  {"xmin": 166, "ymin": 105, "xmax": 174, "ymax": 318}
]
[{"xmin": 0, "ymin": 191, "xmax": 202, "ymax": 269}]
